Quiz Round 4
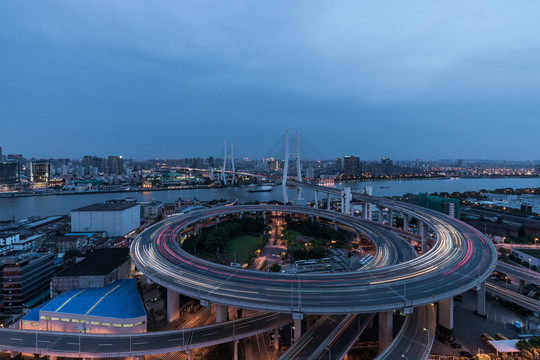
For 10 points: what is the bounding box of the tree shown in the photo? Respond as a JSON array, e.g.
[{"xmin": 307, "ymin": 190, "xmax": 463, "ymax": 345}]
[{"xmin": 269, "ymin": 263, "xmax": 282, "ymax": 272}]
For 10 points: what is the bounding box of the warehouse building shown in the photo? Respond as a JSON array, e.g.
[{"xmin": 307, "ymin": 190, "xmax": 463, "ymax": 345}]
[
  {"xmin": 22, "ymin": 279, "xmax": 146, "ymax": 334},
  {"xmin": 71, "ymin": 199, "xmax": 140, "ymax": 236},
  {"xmin": 50, "ymin": 248, "xmax": 132, "ymax": 298}
]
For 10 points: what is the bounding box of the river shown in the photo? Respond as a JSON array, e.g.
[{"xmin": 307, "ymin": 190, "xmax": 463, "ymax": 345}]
[{"xmin": 0, "ymin": 177, "xmax": 538, "ymax": 221}]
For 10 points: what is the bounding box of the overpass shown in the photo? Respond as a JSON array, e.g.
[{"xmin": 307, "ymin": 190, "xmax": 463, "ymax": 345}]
[{"xmin": 0, "ymin": 167, "xmax": 498, "ymax": 359}]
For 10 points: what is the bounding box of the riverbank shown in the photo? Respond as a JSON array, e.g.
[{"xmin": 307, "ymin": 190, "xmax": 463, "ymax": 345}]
[{"xmin": 0, "ymin": 184, "xmax": 223, "ymax": 198}]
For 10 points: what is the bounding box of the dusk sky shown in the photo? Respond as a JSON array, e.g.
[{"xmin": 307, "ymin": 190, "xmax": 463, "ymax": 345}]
[{"xmin": 1, "ymin": 1, "xmax": 539, "ymax": 161}]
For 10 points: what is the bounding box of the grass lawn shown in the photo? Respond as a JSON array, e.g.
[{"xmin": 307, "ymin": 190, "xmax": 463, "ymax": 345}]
[
  {"xmin": 286, "ymin": 230, "xmax": 302, "ymax": 244},
  {"xmin": 226, "ymin": 235, "xmax": 261, "ymax": 264}
]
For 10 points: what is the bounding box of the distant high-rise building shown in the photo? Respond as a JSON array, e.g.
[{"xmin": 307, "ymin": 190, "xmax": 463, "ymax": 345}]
[
  {"xmin": 0, "ymin": 161, "xmax": 20, "ymax": 184},
  {"xmin": 335, "ymin": 158, "xmax": 342, "ymax": 170},
  {"xmin": 381, "ymin": 158, "xmax": 393, "ymax": 165},
  {"xmin": 305, "ymin": 166, "xmax": 315, "ymax": 179},
  {"xmin": 0, "ymin": 146, "xmax": 3, "ymax": 161},
  {"xmin": 7, "ymin": 154, "xmax": 24, "ymax": 169},
  {"xmin": 1, "ymin": 253, "xmax": 55, "ymax": 313},
  {"xmin": 535, "ymin": 164, "xmax": 540, "ymax": 174},
  {"xmin": 343, "ymin": 156, "xmax": 360, "ymax": 175},
  {"xmin": 107, "ymin": 156, "xmax": 124, "ymax": 175},
  {"xmin": 30, "ymin": 161, "xmax": 51, "ymax": 183}
]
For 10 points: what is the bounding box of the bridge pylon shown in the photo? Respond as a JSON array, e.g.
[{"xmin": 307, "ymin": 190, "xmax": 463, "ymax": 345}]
[
  {"xmin": 221, "ymin": 142, "xmax": 236, "ymax": 185},
  {"xmin": 282, "ymin": 130, "xmax": 302, "ymax": 204}
]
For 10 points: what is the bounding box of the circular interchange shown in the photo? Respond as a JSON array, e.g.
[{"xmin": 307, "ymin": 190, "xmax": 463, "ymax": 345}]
[{"xmin": 131, "ymin": 201, "xmax": 497, "ymax": 315}]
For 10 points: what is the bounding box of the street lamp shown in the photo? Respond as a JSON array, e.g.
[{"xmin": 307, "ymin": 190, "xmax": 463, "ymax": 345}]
[
  {"xmin": 423, "ymin": 327, "xmax": 429, "ymax": 345},
  {"xmin": 401, "ymin": 355, "xmax": 409, "ymax": 360},
  {"xmin": 325, "ymin": 346, "xmax": 331, "ymax": 360}
]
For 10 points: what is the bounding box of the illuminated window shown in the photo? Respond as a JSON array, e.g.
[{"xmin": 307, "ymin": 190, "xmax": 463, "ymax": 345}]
[
  {"xmin": 51, "ymin": 317, "xmax": 59, "ymax": 321},
  {"xmin": 123, "ymin": 324, "xmax": 133, "ymax": 327},
  {"xmin": 40, "ymin": 316, "xmax": 48, "ymax": 320},
  {"xmin": 72, "ymin": 319, "xmax": 79, "ymax": 323},
  {"xmin": 61, "ymin": 318, "xmax": 70, "ymax": 322},
  {"xmin": 101, "ymin": 322, "xmax": 110, "ymax": 326},
  {"xmin": 112, "ymin": 324, "xmax": 121, "ymax": 327},
  {"xmin": 91, "ymin": 321, "xmax": 99, "ymax": 325}
]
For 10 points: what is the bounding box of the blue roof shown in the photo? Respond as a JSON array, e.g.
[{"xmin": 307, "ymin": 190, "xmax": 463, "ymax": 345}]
[
  {"xmin": 23, "ymin": 301, "xmax": 50, "ymax": 322},
  {"xmin": 64, "ymin": 233, "xmax": 95, "ymax": 237},
  {"xmin": 39, "ymin": 279, "xmax": 145, "ymax": 319}
]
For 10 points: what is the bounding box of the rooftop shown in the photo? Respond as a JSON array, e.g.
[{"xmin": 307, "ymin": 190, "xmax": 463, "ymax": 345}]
[
  {"xmin": 26, "ymin": 279, "xmax": 145, "ymax": 319},
  {"xmin": 56, "ymin": 248, "xmax": 130, "ymax": 277},
  {"xmin": 72, "ymin": 202, "xmax": 139, "ymax": 212}
]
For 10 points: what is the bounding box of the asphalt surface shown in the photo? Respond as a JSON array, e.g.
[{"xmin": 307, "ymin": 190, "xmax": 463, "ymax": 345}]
[
  {"xmin": 0, "ymin": 312, "xmax": 291, "ymax": 357},
  {"xmin": 131, "ymin": 203, "xmax": 497, "ymax": 314}
]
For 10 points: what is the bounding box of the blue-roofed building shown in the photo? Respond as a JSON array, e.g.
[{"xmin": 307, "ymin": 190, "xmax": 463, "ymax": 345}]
[{"xmin": 22, "ymin": 279, "xmax": 146, "ymax": 334}]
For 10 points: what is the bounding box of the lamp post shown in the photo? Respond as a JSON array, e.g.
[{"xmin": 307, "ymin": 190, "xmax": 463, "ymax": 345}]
[
  {"xmin": 423, "ymin": 327, "xmax": 429, "ymax": 345},
  {"xmin": 325, "ymin": 346, "xmax": 331, "ymax": 360},
  {"xmin": 401, "ymin": 355, "xmax": 409, "ymax": 360}
]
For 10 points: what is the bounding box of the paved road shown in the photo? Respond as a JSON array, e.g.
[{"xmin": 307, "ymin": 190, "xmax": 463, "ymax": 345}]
[
  {"xmin": 486, "ymin": 281, "xmax": 540, "ymax": 313},
  {"xmin": 376, "ymin": 305, "xmax": 436, "ymax": 360},
  {"xmin": 495, "ymin": 261, "xmax": 540, "ymax": 286},
  {"xmin": 132, "ymin": 203, "xmax": 497, "ymax": 314},
  {"xmin": 0, "ymin": 312, "xmax": 291, "ymax": 357}
]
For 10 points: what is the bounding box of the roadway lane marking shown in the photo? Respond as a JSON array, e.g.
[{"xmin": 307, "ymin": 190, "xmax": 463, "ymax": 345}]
[
  {"xmin": 167, "ymin": 338, "xmax": 183, "ymax": 342},
  {"xmin": 67, "ymin": 342, "xmax": 79, "ymax": 345},
  {"xmin": 38, "ymin": 340, "xmax": 51, "ymax": 343},
  {"xmin": 99, "ymin": 343, "xmax": 113, "ymax": 346},
  {"xmin": 9, "ymin": 338, "xmax": 22, "ymax": 341},
  {"xmin": 132, "ymin": 341, "xmax": 148, "ymax": 345},
  {"xmin": 202, "ymin": 331, "xmax": 218, "ymax": 336}
]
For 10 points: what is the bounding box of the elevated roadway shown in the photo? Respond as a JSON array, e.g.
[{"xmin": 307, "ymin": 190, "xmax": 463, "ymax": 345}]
[
  {"xmin": 486, "ymin": 282, "xmax": 540, "ymax": 313},
  {"xmin": 131, "ymin": 204, "xmax": 497, "ymax": 314},
  {"xmin": 495, "ymin": 261, "xmax": 540, "ymax": 286},
  {"xmin": 375, "ymin": 305, "xmax": 436, "ymax": 360},
  {"xmin": 0, "ymin": 312, "xmax": 290, "ymax": 358}
]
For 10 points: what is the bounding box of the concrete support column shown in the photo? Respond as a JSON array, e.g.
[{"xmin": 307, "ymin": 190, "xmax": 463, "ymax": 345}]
[
  {"xmin": 216, "ymin": 216, "xmax": 220, "ymax": 223},
  {"xmin": 344, "ymin": 187, "xmax": 352, "ymax": 214},
  {"xmin": 362, "ymin": 203, "xmax": 368, "ymax": 220},
  {"xmin": 378, "ymin": 311, "xmax": 393, "ymax": 352},
  {"xmin": 314, "ymin": 191, "xmax": 319, "ymax": 208},
  {"xmin": 519, "ymin": 280, "xmax": 525, "ymax": 294},
  {"xmin": 187, "ymin": 350, "xmax": 192, "ymax": 360},
  {"xmin": 306, "ymin": 315, "xmax": 316, "ymax": 330},
  {"xmin": 388, "ymin": 209, "xmax": 393, "ymax": 227},
  {"xmin": 403, "ymin": 213, "xmax": 409, "ymax": 231},
  {"xmin": 274, "ymin": 328, "xmax": 280, "ymax": 351},
  {"xmin": 420, "ymin": 222, "xmax": 427, "ymax": 254},
  {"xmin": 167, "ymin": 288, "xmax": 180, "ymax": 323},
  {"xmin": 263, "ymin": 212, "xmax": 267, "ymax": 223},
  {"xmin": 294, "ymin": 318, "xmax": 302, "ymax": 342},
  {"xmin": 340, "ymin": 190, "xmax": 345, "ymax": 213},
  {"xmin": 216, "ymin": 304, "xmax": 228, "ymax": 323},
  {"xmin": 378, "ymin": 207, "xmax": 383, "ymax": 224},
  {"xmin": 234, "ymin": 340, "xmax": 239, "ymax": 360},
  {"xmin": 195, "ymin": 222, "xmax": 199, "ymax": 234},
  {"xmin": 438, "ymin": 297, "xmax": 454, "ymax": 332},
  {"xmin": 334, "ymin": 222, "xmax": 338, "ymax": 231},
  {"xmin": 49, "ymin": 357, "xmax": 57, "ymax": 360},
  {"xmin": 327, "ymin": 193, "xmax": 331, "ymax": 210},
  {"xmin": 476, "ymin": 281, "xmax": 487, "ymax": 316}
]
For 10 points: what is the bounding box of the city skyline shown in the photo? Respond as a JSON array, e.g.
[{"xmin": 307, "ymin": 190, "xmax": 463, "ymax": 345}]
[{"xmin": 1, "ymin": 1, "xmax": 539, "ymax": 160}]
